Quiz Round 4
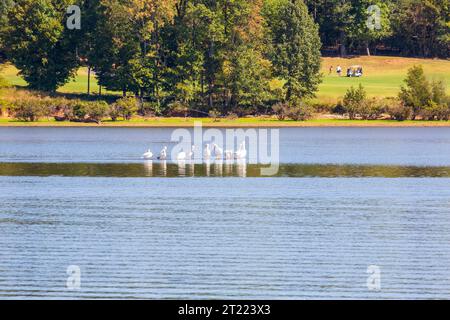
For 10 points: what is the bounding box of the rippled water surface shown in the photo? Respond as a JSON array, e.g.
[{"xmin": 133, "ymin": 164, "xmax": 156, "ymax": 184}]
[{"xmin": 1, "ymin": 127, "xmax": 450, "ymax": 299}]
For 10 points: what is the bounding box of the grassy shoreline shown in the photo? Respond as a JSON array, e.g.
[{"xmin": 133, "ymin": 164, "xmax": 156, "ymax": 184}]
[{"xmin": 1, "ymin": 117, "xmax": 450, "ymax": 128}]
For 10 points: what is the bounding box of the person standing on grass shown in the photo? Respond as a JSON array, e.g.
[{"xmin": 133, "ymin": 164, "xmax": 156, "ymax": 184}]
[
  {"xmin": 329, "ymin": 65, "xmax": 334, "ymax": 75},
  {"xmin": 336, "ymin": 65, "xmax": 342, "ymax": 77}
]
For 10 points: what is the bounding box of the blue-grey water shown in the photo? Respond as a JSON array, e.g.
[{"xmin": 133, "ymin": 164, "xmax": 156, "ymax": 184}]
[
  {"xmin": 0, "ymin": 127, "xmax": 450, "ymax": 299},
  {"xmin": 0, "ymin": 127, "xmax": 450, "ymax": 165}
]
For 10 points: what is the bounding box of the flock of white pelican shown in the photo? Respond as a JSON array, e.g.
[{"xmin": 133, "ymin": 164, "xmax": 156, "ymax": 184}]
[{"xmin": 142, "ymin": 141, "xmax": 247, "ymax": 161}]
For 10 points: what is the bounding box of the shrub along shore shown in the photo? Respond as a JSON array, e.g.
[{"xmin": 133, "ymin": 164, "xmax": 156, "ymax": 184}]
[
  {"xmin": 2, "ymin": 117, "xmax": 450, "ymax": 128},
  {"xmin": 0, "ymin": 65, "xmax": 449, "ymax": 127}
]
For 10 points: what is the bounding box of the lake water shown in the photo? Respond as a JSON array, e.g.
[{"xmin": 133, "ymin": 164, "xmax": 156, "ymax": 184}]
[{"xmin": 0, "ymin": 127, "xmax": 450, "ymax": 299}]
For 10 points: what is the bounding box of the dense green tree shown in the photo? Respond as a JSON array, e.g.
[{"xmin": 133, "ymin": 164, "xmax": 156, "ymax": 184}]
[
  {"xmin": 0, "ymin": 0, "xmax": 15, "ymax": 59},
  {"xmin": 127, "ymin": 0, "xmax": 177, "ymax": 103},
  {"xmin": 164, "ymin": 0, "xmax": 272, "ymax": 113},
  {"xmin": 86, "ymin": 0, "xmax": 140, "ymax": 95},
  {"xmin": 304, "ymin": 0, "xmax": 353, "ymax": 56},
  {"xmin": 346, "ymin": 0, "xmax": 392, "ymax": 56},
  {"xmin": 221, "ymin": 0, "xmax": 272, "ymax": 111},
  {"xmin": 390, "ymin": 0, "xmax": 449, "ymax": 58},
  {"xmin": 399, "ymin": 65, "xmax": 432, "ymax": 119},
  {"xmin": 269, "ymin": 0, "xmax": 322, "ymax": 101},
  {"xmin": 303, "ymin": 0, "xmax": 448, "ymax": 58},
  {"xmin": 343, "ymin": 84, "xmax": 367, "ymax": 120},
  {"xmin": 87, "ymin": 0, "xmax": 176, "ymax": 100},
  {"xmin": 165, "ymin": 1, "xmax": 224, "ymax": 110},
  {"xmin": 2, "ymin": 0, "xmax": 81, "ymax": 91}
]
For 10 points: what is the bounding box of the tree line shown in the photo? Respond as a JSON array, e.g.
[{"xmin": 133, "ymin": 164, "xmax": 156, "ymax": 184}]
[
  {"xmin": 0, "ymin": 0, "xmax": 448, "ymax": 116},
  {"xmin": 305, "ymin": 0, "xmax": 449, "ymax": 58},
  {"xmin": 0, "ymin": 0, "xmax": 322, "ymax": 115}
]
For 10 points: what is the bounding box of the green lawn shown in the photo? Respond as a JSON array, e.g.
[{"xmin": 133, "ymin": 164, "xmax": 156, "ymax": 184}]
[
  {"xmin": 1, "ymin": 56, "xmax": 450, "ymax": 102},
  {"xmin": 317, "ymin": 56, "xmax": 450, "ymax": 102},
  {"xmin": 0, "ymin": 65, "xmax": 117, "ymax": 95}
]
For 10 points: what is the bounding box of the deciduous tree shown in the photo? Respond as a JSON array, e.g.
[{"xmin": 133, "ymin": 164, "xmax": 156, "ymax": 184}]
[{"xmin": 3, "ymin": 0, "xmax": 80, "ymax": 91}]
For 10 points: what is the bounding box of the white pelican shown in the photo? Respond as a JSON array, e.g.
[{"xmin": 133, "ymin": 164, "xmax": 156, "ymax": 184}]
[
  {"xmin": 204, "ymin": 144, "xmax": 211, "ymax": 160},
  {"xmin": 158, "ymin": 146, "xmax": 168, "ymax": 160},
  {"xmin": 177, "ymin": 150, "xmax": 187, "ymax": 161},
  {"xmin": 213, "ymin": 144, "xmax": 223, "ymax": 160},
  {"xmin": 235, "ymin": 141, "xmax": 247, "ymax": 160},
  {"xmin": 142, "ymin": 149, "xmax": 153, "ymax": 160}
]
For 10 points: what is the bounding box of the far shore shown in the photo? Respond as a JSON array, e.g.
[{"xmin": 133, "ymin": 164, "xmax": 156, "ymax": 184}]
[{"xmin": 1, "ymin": 117, "xmax": 450, "ymax": 128}]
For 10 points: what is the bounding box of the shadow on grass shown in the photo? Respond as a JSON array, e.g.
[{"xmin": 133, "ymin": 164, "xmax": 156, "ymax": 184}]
[{"xmin": 8, "ymin": 85, "xmax": 120, "ymax": 103}]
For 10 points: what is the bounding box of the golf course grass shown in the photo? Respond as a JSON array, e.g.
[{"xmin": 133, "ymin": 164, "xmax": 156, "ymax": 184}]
[
  {"xmin": 318, "ymin": 56, "xmax": 450, "ymax": 102},
  {"xmin": 0, "ymin": 65, "xmax": 118, "ymax": 95}
]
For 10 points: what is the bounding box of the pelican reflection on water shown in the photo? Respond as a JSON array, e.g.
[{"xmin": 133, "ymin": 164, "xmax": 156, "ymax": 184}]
[
  {"xmin": 140, "ymin": 159, "xmax": 247, "ymax": 177},
  {"xmin": 177, "ymin": 160, "xmax": 186, "ymax": 176},
  {"xmin": 143, "ymin": 160, "xmax": 153, "ymax": 176},
  {"xmin": 205, "ymin": 160, "xmax": 211, "ymax": 177}
]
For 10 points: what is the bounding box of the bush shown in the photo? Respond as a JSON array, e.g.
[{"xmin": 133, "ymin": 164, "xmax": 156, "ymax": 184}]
[
  {"xmin": 233, "ymin": 105, "xmax": 258, "ymax": 117},
  {"xmin": 208, "ymin": 109, "xmax": 221, "ymax": 122},
  {"xmin": 71, "ymin": 100, "xmax": 109, "ymax": 123},
  {"xmin": 141, "ymin": 101, "xmax": 161, "ymax": 117},
  {"xmin": 421, "ymin": 80, "xmax": 450, "ymax": 121},
  {"xmin": 272, "ymin": 102, "xmax": 288, "ymax": 120},
  {"xmin": 109, "ymin": 104, "xmax": 121, "ymax": 121},
  {"xmin": 358, "ymin": 98, "xmax": 385, "ymax": 120},
  {"xmin": 384, "ymin": 99, "xmax": 412, "ymax": 121},
  {"xmin": 86, "ymin": 101, "xmax": 109, "ymax": 123},
  {"xmin": 333, "ymin": 101, "xmax": 346, "ymax": 115},
  {"xmin": 341, "ymin": 86, "xmax": 384, "ymax": 120},
  {"xmin": 226, "ymin": 112, "xmax": 238, "ymax": 120},
  {"xmin": 286, "ymin": 102, "xmax": 314, "ymax": 121},
  {"xmin": 72, "ymin": 101, "xmax": 89, "ymax": 121},
  {"xmin": 399, "ymin": 65, "xmax": 432, "ymax": 120},
  {"xmin": 0, "ymin": 98, "xmax": 10, "ymax": 116},
  {"xmin": 422, "ymin": 101, "xmax": 450, "ymax": 121},
  {"xmin": 39, "ymin": 97, "xmax": 57, "ymax": 120},
  {"xmin": 112, "ymin": 96, "xmax": 139, "ymax": 121},
  {"xmin": 54, "ymin": 98, "xmax": 78, "ymax": 121},
  {"xmin": 10, "ymin": 97, "xmax": 45, "ymax": 122},
  {"xmin": 431, "ymin": 80, "xmax": 447, "ymax": 105},
  {"xmin": 310, "ymin": 102, "xmax": 336, "ymax": 114},
  {"xmin": 272, "ymin": 100, "xmax": 313, "ymax": 121},
  {"xmin": 167, "ymin": 101, "xmax": 189, "ymax": 117},
  {"xmin": 343, "ymin": 84, "xmax": 367, "ymax": 120},
  {"xmin": 7, "ymin": 94, "xmax": 113, "ymax": 123}
]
